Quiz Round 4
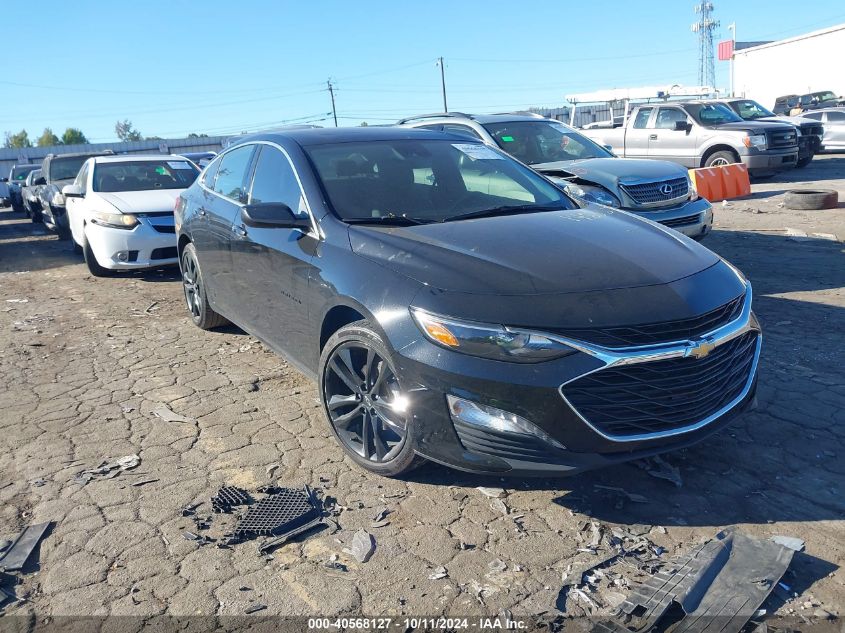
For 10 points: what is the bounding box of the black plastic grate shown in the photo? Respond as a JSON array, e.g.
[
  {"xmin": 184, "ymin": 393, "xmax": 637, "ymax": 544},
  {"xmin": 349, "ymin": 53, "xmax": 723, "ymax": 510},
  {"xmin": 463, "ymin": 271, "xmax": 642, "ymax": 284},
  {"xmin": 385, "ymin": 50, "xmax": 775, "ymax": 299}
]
[
  {"xmin": 234, "ymin": 488, "xmax": 319, "ymax": 537},
  {"xmin": 211, "ymin": 486, "xmax": 251, "ymax": 513},
  {"xmin": 551, "ymin": 294, "xmax": 745, "ymax": 348},
  {"xmin": 660, "ymin": 213, "xmax": 701, "ymax": 228}
]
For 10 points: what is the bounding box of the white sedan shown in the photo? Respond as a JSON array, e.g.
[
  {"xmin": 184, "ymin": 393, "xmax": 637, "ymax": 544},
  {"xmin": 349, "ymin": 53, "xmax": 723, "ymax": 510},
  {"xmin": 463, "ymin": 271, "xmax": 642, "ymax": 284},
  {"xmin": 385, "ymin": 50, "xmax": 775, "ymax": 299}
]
[{"xmin": 63, "ymin": 155, "xmax": 199, "ymax": 276}]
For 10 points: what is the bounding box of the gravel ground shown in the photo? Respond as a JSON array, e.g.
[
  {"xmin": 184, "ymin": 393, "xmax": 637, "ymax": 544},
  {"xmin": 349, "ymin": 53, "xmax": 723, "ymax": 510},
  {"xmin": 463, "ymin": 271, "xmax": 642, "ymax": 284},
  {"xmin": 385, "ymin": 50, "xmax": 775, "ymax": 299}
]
[{"xmin": 0, "ymin": 156, "xmax": 843, "ymax": 621}]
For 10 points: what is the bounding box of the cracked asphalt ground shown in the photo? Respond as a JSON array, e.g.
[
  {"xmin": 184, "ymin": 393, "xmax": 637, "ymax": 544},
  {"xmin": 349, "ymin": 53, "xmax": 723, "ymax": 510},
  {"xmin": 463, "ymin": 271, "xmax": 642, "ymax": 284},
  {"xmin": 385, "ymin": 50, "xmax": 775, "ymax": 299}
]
[{"xmin": 1, "ymin": 155, "xmax": 843, "ymax": 619}]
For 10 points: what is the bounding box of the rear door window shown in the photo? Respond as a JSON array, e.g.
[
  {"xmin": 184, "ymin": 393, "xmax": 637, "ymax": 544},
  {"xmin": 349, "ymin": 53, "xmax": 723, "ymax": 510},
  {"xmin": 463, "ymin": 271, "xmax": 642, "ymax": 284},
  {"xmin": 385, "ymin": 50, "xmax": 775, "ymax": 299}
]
[
  {"xmin": 826, "ymin": 111, "xmax": 845, "ymax": 122},
  {"xmin": 248, "ymin": 146, "xmax": 308, "ymax": 216},
  {"xmin": 655, "ymin": 108, "xmax": 687, "ymax": 129},
  {"xmin": 213, "ymin": 145, "xmax": 255, "ymax": 202},
  {"xmin": 633, "ymin": 108, "xmax": 653, "ymax": 129}
]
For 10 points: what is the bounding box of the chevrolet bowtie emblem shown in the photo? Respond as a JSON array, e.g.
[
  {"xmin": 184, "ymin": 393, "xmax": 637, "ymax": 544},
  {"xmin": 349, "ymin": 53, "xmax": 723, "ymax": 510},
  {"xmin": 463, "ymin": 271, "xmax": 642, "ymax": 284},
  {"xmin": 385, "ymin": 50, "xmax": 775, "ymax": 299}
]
[{"xmin": 686, "ymin": 338, "xmax": 716, "ymax": 359}]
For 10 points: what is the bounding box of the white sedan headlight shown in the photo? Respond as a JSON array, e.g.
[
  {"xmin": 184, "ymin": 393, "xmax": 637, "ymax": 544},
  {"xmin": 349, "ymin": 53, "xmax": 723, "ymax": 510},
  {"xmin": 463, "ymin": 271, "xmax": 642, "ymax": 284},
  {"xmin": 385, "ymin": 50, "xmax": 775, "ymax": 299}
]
[
  {"xmin": 90, "ymin": 211, "xmax": 138, "ymax": 229},
  {"xmin": 51, "ymin": 191, "xmax": 65, "ymax": 206}
]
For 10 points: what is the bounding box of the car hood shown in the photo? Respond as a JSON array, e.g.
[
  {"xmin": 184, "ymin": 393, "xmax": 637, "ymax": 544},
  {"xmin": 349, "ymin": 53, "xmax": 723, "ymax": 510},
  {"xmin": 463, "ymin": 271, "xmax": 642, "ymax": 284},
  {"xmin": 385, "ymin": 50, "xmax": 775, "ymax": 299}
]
[
  {"xmin": 94, "ymin": 189, "xmax": 181, "ymax": 214},
  {"xmin": 348, "ymin": 206, "xmax": 719, "ymax": 296},
  {"xmin": 532, "ymin": 157, "xmax": 688, "ymax": 189},
  {"xmin": 707, "ymin": 121, "xmax": 785, "ymax": 134}
]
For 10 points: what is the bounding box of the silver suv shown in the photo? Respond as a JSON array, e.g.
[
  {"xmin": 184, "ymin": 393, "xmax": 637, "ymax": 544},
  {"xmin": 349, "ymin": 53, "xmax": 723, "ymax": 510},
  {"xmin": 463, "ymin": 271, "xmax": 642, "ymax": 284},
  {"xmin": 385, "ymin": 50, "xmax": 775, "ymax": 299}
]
[{"xmin": 400, "ymin": 113, "xmax": 713, "ymax": 241}]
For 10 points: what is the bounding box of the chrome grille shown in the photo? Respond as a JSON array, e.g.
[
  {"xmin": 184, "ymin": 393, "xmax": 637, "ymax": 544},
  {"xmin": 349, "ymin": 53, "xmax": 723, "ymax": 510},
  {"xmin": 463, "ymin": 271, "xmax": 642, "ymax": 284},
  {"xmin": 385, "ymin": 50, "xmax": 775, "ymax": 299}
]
[
  {"xmin": 552, "ymin": 294, "xmax": 744, "ymax": 348},
  {"xmin": 562, "ymin": 331, "xmax": 759, "ymax": 438},
  {"xmin": 620, "ymin": 177, "xmax": 689, "ymax": 206}
]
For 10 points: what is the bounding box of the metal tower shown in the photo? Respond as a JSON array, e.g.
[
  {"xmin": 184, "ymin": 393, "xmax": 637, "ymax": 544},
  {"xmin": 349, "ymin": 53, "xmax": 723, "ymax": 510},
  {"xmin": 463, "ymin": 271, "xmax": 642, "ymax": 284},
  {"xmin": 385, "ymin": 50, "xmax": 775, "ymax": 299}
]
[{"xmin": 691, "ymin": 2, "xmax": 719, "ymax": 88}]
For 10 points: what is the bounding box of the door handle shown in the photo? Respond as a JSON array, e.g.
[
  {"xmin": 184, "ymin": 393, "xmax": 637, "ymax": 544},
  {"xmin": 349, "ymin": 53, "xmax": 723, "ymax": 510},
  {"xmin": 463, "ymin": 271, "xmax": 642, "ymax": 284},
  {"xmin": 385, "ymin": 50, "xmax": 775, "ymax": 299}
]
[
  {"xmin": 233, "ymin": 224, "xmax": 248, "ymax": 237},
  {"xmin": 649, "ymin": 134, "xmax": 658, "ymax": 140},
  {"xmin": 198, "ymin": 207, "xmax": 207, "ymax": 217}
]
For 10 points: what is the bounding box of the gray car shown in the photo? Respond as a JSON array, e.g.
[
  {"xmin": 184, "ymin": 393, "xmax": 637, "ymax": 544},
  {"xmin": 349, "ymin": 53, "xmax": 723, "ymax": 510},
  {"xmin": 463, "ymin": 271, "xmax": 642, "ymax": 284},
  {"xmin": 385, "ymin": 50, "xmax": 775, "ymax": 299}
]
[
  {"xmin": 400, "ymin": 113, "xmax": 713, "ymax": 241},
  {"xmin": 799, "ymin": 108, "xmax": 845, "ymax": 151}
]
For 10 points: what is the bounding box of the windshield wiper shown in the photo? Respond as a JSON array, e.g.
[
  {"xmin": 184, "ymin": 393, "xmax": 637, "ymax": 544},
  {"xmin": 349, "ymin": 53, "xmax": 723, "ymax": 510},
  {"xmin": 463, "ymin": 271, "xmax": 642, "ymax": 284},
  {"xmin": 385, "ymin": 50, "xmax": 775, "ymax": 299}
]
[
  {"xmin": 344, "ymin": 215, "xmax": 431, "ymax": 226},
  {"xmin": 440, "ymin": 203, "xmax": 565, "ymax": 223}
]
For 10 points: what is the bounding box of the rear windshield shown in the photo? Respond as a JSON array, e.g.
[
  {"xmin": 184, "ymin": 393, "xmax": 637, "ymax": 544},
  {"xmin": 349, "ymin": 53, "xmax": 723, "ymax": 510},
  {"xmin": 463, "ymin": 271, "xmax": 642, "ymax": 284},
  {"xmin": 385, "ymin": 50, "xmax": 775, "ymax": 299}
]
[
  {"xmin": 305, "ymin": 139, "xmax": 573, "ymax": 223},
  {"xmin": 12, "ymin": 165, "xmax": 39, "ymax": 181},
  {"xmin": 482, "ymin": 120, "xmax": 613, "ymax": 165},
  {"xmin": 49, "ymin": 156, "xmax": 92, "ymax": 181},
  {"xmin": 93, "ymin": 160, "xmax": 199, "ymax": 192}
]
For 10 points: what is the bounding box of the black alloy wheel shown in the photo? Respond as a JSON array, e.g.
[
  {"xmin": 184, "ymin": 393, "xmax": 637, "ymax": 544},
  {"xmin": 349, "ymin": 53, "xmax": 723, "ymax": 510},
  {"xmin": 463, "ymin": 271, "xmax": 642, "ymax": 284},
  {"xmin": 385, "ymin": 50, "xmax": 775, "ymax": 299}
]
[
  {"xmin": 180, "ymin": 243, "xmax": 227, "ymax": 329},
  {"xmin": 320, "ymin": 320, "xmax": 422, "ymax": 475}
]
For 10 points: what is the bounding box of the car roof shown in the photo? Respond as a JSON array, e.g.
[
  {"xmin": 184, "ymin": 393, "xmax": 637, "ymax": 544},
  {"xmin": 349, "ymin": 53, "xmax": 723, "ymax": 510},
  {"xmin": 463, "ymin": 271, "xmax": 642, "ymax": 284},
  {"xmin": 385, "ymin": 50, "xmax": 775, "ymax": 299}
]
[
  {"xmin": 236, "ymin": 126, "xmax": 481, "ymax": 147},
  {"xmin": 90, "ymin": 154, "xmax": 192, "ymax": 164},
  {"xmin": 400, "ymin": 112, "xmax": 549, "ymax": 125}
]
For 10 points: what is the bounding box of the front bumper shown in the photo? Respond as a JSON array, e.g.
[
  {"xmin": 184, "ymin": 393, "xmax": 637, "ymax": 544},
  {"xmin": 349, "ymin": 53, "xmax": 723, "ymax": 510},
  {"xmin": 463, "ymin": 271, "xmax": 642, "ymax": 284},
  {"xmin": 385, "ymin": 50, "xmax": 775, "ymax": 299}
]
[
  {"xmin": 86, "ymin": 215, "xmax": 178, "ymax": 270},
  {"xmin": 625, "ymin": 197, "xmax": 713, "ymax": 240},
  {"xmin": 742, "ymin": 148, "xmax": 798, "ymax": 172},
  {"xmin": 396, "ymin": 286, "xmax": 760, "ymax": 475}
]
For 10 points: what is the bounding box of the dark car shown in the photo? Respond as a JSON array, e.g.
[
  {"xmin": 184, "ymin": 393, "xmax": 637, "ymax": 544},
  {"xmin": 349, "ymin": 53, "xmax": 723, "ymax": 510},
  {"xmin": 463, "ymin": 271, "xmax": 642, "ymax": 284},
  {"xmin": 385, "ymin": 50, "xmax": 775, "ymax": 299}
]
[
  {"xmin": 774, "ymin": 91, "xmax": 844, "ymax": 115},
  {"xmin": 719, "ymin": 98, "xmax": 824, "ymax": 167},
  {"xmin": 21, "ymin": 169, "xmax": 44, "ymax": 218},
  {"xmin": 7, "ymin": 164, "xmax": 41, "ymax": 213},
  {"xmin": 175, "ymin": 127, "xmax": 760, "ymax": 477},
  {"xmin": 178, "ymin": 151, "xmax": 217, "ymax": 168},
  {"xmin": 35, "ymin": 150, "xmax": 113, "ymax": 237}
]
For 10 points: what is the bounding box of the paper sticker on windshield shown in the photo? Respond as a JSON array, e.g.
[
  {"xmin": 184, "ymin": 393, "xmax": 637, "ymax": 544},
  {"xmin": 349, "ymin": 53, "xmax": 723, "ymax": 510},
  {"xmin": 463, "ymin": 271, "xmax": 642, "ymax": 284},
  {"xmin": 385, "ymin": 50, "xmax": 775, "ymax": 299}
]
[
  {"xmin": 452, "ymin": 143, "xmax": 505, "ymax": 160},
  {"xmin": 167, "ymin": 161, "xmax": 193, "ymax": 170}
]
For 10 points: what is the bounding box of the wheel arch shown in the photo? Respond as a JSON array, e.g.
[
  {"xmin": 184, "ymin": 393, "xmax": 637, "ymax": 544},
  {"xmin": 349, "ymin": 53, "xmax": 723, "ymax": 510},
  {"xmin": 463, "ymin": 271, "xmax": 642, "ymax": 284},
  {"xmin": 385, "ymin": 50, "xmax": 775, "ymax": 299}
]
[{"xmin": 700, "ymin": 144, "xmax": 741, "ymax": 168}]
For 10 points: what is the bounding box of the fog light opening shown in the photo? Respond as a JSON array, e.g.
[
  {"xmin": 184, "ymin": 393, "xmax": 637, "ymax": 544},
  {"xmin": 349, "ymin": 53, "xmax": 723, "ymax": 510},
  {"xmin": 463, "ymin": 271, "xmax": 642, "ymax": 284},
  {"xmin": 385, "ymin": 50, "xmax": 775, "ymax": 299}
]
[
  {"xmin": 116, "ymin": 251, "xmax": 129, "ymax": 263},
  {"xmin": 447, "ymin": 395, "xmax": 565, "ymax": 449}
]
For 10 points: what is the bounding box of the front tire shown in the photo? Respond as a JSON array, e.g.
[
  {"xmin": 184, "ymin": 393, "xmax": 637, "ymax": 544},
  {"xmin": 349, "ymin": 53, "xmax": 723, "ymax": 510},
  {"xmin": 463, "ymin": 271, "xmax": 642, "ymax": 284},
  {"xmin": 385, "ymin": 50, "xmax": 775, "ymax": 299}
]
[
  {"xmin": 83, "ymin": 238, "xmax": 114, "ymax": 277},
  {"xmin": 319, "ymin": 320, "xmax": 423, "ymax": 476},
  {"xmin": 180, "ymin": 242, "xmax": 228, "ymax": 329},
  {"xmin": 703, "ymin": 150, "xmax": 738, "ymax": 168}
]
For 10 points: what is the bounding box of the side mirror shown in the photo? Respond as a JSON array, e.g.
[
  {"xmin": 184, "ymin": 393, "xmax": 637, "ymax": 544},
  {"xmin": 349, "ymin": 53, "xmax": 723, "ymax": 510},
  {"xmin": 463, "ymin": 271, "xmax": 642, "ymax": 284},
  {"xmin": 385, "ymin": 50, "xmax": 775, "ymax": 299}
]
[
  {"xmin": 674, "ymin": 121, "xmax": 692, "ymax": 132},
  {"xmin": 34, "ymin": 176, "xmax": 47, "ymax": 186},
  {"xmin": 0, "ymin": 177, "xmax": 7, "ymax": 183},
  {"xmin": 241, "ymin": 202, "xmax": 311, "ymax": 229},
  {"xmin": 62, "ymin": 184, "xmax": 84, "ymax": 198}
]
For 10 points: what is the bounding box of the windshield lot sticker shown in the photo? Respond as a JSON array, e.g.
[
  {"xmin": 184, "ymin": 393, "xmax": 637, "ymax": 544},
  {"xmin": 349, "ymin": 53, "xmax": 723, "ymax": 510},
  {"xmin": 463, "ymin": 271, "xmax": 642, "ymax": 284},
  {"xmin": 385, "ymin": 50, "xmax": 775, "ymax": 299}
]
[
  {"xmin": 168, "ymin": 161, "xmax": 194, "ymax": 170},
  {"xmin": 452, "ymin": 144, "xmax": 505, "ymax": 160}
]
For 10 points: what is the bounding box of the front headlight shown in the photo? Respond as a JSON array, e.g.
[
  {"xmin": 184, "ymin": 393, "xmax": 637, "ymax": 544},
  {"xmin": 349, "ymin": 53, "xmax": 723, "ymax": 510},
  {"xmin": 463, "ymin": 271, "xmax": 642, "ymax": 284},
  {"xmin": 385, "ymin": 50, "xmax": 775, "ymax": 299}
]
[
  {"xmin": 564, "ymin": 183, "xmax": 621, "ymax": 208},
  {"xmin": 90, "ymin": 211, "xmax": 138, "ymax": 229},
  {"xmin": 411, "ymin": 309, "xmax": 575, "ymax": 363},
  {"xmin": 687, "ymin": 175, "xmax": 699, "ymax": 201},
  {"xmin": 743, "ymin": 134, "xmax": 767, "ymax": 151},
  {"xmin": 51, "ymin": 191, "xmax": 65, "ymax": 206}
]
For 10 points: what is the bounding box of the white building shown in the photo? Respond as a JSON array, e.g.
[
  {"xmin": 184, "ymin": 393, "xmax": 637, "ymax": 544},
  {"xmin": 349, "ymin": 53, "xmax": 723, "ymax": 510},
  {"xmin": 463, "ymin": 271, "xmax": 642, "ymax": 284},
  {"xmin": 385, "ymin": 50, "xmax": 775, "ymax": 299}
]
[{"xmin": 732, "ymin": 23, "xmax": 845, "ymax": 110}]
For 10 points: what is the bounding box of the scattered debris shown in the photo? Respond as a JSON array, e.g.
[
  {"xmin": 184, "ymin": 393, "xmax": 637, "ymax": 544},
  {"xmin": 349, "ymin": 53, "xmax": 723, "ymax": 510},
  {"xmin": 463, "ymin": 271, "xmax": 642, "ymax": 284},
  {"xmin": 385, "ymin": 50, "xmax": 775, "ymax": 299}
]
[
  {"xmin": 265, "ymin": 463, "xmax": 280, "ymax": 478},
  {"xmin": 344, "ymin": 529, "xmax": 376, "ymax": 563},
  {"xmin": 240, "ymin": 487, "xmax": 325, "ymax": 554},
  {"xmin": 73, "ymin": 454, "xmax": 140, "ymax": 484},
  {"xmin": 491, "ymin": 498, "xmax": 509, "ymax": 515},
  {"xmin": 477, "ymin": 487, "xmax": 506, "ymax": 498},
  {"xmin": 143, "ymin": 301, "xmax": 159, "ymax": 314},
  {"xmin": 594, "ymin": 485, "xmax": 650, "ymax": 504},
  {"xmin": 211, "ymin": 486, "xmax": 252, "ymax": 513},
  {"xmin": 0, "ymin": 541, "xmax": 11, "ymax": 555},
  {"xmin": 428, "ymin": 566, "xmax": 448, "ymax": 580},
  {"xmin": 488, "ymin": 559, "xmax": 507, "ymax": 573},
  {"xmin": 182, "ymin": 531, "xmax": 215, "ymax": 546},
  {"xmin": 5, "ymin": 298, "xmax": 28, "ymax": 303},
  {"xmin": 244, "ymin": 603, "xmax": 266, "ymax": 614},
  {"xmin": 131, "ymin": 478, "xmax": 159, "ymax": 487},
  {"xmin": 151, "ymin": 404, "xmax": 193, "ymax": 423},
  {"xmin": 561, "ymin": 550, "xmax": 621, "ymax": 589},
  {"xmin": 29, "ymin": 478, "xmax": 47, "ymax": 487},
  {"xmin": 636, "ymin": 455, "xmax": 683, "ymax": 488},
  {"xmin": 770, "ymin": 535, "xmax": 805, "ymax": 552},
  {"xmin": 0, "ymin": 522, "xmax": 52, "ymax": 571},
  {"xmin": 121, "ymin": 405, "xmax": 136, "ymax": 414},
  {"xmin": 593, "ymin": 529, "xmax": 793, "ymax": 633}
]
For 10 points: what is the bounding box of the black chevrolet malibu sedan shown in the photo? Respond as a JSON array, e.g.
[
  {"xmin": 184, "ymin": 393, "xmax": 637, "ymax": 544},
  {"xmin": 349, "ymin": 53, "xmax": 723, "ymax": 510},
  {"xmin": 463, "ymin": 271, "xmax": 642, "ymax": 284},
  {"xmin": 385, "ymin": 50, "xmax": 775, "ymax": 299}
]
[{"xmin": 174, "ymin": 127, "xmax": 760, "ymax": 477}]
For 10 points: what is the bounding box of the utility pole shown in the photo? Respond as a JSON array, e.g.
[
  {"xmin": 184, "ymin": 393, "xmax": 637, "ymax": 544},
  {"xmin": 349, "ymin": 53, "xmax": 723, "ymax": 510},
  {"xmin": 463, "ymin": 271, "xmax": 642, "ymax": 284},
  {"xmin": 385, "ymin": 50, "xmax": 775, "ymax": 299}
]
[
  {"xmin": 437, "ymin": 57, "xmax": 448, "ymax": 112},
  {"xmin": 327, "ymin": 79, "xmax": 338, "ymax": 127},
  {"xmin": 728, "ymin": 22, "xmax": 736, "ymax": 97},
  {"xmin": 691, "ymin": 2, "xmax": 719, "ymax": 91}
]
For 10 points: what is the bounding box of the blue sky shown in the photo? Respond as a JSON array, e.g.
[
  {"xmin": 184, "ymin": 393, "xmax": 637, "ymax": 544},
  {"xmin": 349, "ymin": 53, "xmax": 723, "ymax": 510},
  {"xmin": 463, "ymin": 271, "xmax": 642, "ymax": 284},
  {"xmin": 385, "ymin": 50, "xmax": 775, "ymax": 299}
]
[{"xmin": 4, "ymin": 0, "xmax": 845, "ymax": 142}]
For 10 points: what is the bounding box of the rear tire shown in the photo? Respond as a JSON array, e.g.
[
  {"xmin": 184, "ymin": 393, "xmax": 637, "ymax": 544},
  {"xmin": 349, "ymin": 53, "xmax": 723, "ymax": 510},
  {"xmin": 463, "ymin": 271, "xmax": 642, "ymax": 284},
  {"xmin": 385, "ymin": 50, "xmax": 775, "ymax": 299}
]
[
  {"xmin": 180, "ymin": 242, "xmax": 228, "ymax": 329},
  {"xmin": 319, "ymin": 319, "xmax": 424, "ymax": 477},
  {"xmin": 783, "ymin": 189, "xmax": 838, "ymax": 210},
  {"xmin": 83, "ymin": 239, "xmax": 114, "ymax": 277}
]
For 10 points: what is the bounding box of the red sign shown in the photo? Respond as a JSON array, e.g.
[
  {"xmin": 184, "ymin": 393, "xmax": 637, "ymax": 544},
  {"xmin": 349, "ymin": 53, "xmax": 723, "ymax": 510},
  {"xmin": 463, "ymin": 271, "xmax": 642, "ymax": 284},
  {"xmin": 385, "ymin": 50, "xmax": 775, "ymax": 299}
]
[{"xmin": 718, "ymin": 40, "xmax": 734, "ymax": 61}]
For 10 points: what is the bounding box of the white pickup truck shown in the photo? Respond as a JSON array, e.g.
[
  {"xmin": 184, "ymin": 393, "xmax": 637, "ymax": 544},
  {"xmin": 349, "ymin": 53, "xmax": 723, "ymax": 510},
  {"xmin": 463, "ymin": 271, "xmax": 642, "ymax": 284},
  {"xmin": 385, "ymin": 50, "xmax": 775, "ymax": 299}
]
[{"xmin": 582, "ymin": 101, "xmax": 800, "ymax": 177}]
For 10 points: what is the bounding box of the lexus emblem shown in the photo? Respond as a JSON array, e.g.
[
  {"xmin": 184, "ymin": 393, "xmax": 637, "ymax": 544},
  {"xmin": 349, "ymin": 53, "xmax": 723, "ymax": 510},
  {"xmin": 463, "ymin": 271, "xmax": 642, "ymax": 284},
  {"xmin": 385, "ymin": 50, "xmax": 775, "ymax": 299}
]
[
  {"xmin": 659, "ymin": 184, "xmax": 674, "ymax": 196},
  {"xmin": 686, "ymin": 338, "xmax": 716, "ymax": 359}
]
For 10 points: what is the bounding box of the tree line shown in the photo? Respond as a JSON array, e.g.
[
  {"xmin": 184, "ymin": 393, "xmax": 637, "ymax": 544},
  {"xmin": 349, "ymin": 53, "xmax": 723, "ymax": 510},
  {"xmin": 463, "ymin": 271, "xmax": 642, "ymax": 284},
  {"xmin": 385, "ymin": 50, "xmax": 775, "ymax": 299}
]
[{"xmin": 3, "ymin": 120, "xmax": 208, "ymax": 149}]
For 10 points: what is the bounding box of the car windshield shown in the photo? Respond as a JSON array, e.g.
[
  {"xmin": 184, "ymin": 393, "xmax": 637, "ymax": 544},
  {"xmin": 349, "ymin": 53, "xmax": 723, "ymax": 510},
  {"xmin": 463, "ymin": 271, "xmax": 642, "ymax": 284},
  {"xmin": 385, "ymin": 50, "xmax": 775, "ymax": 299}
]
[
  {"xmin": 93, "ymin": 159, "xmax": 199, "ymax": 192},
  {"xmin": 814, "ymin": 91, "xmax": 837, "ymax": 102},
  {"xmin": 685, "ymin": 103, "xmax": 744, "ymax": 126},
  {"xmin": 12, "ymin": 165, "xmax": 39, "ymax": 181},
  {"xmin": 305, "ymin": 139, "xmax": 574, "ymax": 223},
  {"xmin": 49, "ymin": 156, "xmax": 92, "ymax": 181},
  {"xmin": 732, "ymin": 100, "xmax": 775, "ymax": 119},
  {"xmin": 482, "ymin": 121, "xmax": 614, "ymax": 165}
]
